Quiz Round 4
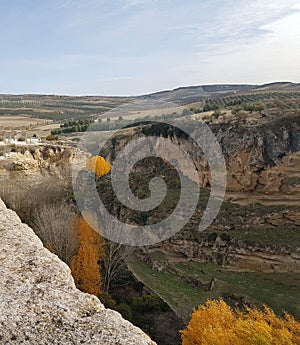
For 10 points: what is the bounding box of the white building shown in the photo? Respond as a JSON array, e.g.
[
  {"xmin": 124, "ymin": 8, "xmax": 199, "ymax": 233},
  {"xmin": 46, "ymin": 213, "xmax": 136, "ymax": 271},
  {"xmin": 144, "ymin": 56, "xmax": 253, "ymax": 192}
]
[
  {"xmin": 5, "ymin": 152, "xmax": 17, "ymax": 158},
  {"xmin": 26, "ymin": 137, "xmax": 41, "ymax": 144},
  {"xmin": 6, "ymin": 138, "xmax": 18, "ymax": 145},
  {"xmin": 0, "ymin": 136, "xmax": 42, "ymax": 146}
]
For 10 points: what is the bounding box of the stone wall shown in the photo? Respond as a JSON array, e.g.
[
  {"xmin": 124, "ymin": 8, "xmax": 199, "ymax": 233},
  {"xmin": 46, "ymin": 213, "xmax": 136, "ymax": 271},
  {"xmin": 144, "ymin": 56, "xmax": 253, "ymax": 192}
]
[{"xmin": 0, "ymin": 198, "xmax": 155, "ymax": 345}]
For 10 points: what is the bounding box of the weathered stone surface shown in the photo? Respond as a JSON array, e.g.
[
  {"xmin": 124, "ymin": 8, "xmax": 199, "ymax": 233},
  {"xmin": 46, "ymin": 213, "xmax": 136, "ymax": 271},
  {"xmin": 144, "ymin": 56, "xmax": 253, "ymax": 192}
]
[
  {"xmin": 0, "ymin": 145, "xmax": 74, "ymax": 186},
  {"xmin": 104, "ymin": 117, "xmax": 300, "ymax": 196},
  {"xmin": 152, "ymin": 237, "xmax": 300, "ymax": 273},
  {"xmin": 0, "ymin": 198, "xmax": 155, "ymax": 345}
]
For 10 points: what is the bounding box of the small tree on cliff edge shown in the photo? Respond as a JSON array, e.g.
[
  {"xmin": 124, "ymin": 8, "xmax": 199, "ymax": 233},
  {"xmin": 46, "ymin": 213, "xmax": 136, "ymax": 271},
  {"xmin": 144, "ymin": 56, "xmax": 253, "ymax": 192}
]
[
  {"xmin": 86, "ymin": 155, "xmax": 111, "ymax": 178},
  {"xmin": 70, "ymin": 155, "xmax": 111, "ymax": 296},
  {"xmin": 70, "ymin": 216, "xmax": 105, "ymax": 296}
]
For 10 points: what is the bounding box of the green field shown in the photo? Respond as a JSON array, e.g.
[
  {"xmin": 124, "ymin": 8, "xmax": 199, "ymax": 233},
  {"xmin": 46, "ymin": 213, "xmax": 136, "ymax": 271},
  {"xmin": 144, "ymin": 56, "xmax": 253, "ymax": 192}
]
[
  {"xmin": 127, "ymin": 257, "xmax": 203, "ymax": 319},
  {"xmin": 127, "ymin": 256, "xmax": 300, "ymax": 320}
]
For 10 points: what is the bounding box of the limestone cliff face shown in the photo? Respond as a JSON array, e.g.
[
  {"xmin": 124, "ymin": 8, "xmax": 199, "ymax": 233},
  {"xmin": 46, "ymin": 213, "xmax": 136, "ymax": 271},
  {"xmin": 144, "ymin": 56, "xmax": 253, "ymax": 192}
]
[
  {"xmin": 0, "ymin": 145, "xmax": 74, "ymax": 183},
  {"xmin": 0, "ymin": 198, "xmax": 155, "ymax": 345},
  {"xmin": 153, "ymin": 237, "xmax": 300, "ymax": 273},
  {"xmin": 100, "ymin": 119, "xmax": 300, "ymax": 273},
  {"xmin": 103, "ymin": 116, "xmax": 300, "ymax": 197}
]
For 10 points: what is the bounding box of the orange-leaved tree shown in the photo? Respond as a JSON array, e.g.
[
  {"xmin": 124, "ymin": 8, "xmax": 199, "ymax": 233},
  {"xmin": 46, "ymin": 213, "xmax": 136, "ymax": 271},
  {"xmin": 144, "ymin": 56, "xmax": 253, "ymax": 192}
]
[
  {"xmin": 70, "ymin": 215, "xmax": 105, "ymax": 296},
  {"xmin": 86, "ymin": 155, "xmax": 111, "ymax": 177},
  {"xmin": 181, "ymin": 299, "xmax": 300, "ymax": 345}
]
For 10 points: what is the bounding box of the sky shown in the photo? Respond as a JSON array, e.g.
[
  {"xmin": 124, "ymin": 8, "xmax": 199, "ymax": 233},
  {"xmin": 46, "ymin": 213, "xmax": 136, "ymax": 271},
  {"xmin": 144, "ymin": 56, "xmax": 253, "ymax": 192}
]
[{"xmin": 0, "ymin": 0, "xmax": 300, "ymax": 96}]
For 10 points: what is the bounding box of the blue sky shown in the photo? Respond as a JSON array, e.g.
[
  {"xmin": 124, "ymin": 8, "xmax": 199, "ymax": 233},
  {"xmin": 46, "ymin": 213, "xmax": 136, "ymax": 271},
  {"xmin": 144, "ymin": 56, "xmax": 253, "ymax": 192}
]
[{"xmin": 1, "ymin": 0, "xmax": 300, "ymax": 95}]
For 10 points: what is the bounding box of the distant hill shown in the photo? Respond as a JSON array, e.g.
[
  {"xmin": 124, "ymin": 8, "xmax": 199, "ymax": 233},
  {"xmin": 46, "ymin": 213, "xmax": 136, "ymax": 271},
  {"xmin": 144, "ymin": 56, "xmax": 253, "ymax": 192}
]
[
  {"xmin": 254, "ymin": 82, "xmax": 300, "ymax": 92},
  {"xmin": 139, "ymin": 84, "xmax": 257, "ymax": 103},
  {"xmin": 0, "ymin": 82, "xmax": 299, "ymax": 121},
  {"xmin": 140, "ymin": 82, "xmax": 300, "ymax": 103}
]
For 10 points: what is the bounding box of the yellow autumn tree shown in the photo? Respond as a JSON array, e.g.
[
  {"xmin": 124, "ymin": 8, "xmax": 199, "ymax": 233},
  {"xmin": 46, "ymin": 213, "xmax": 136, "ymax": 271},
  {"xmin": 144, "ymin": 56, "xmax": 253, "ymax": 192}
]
[
  {"xmin": 181, "ymin": 300, "xmax": 300, "ymax": 345},
  {"xmin": 86, "ymin": 155, "xmax": 111, "ymax": 177},
  {"xmin": 70, "ymin": 215, "xmax": 105, "ymax": 296}
]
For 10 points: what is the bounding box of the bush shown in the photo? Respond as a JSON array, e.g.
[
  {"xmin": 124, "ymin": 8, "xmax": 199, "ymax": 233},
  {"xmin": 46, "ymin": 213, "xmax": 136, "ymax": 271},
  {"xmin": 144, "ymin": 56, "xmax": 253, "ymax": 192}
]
[
  {"xmin": 212, "ymin": 110, "xmax": 222, "ymax": 119},
  {"xmin": 46, "ymin": 134, "xmax": 57, "ymax": 141},
  {"xmin": 243, "ymin": 102, "xmax": 266, "ymax": 113},
  {"xmin": 99, "ymin": 292, "xmax": 117, "ymax": 309},
  {"xmin": 182, "ymin": 109, "xmax": 192, "ymax": 116},
  {"xmin": 132, "ymin": 295, "xmax": 169, "ymax": 315},
  {"xmin": 115, "ymin": 303, "xmax": 133, "ymax": 321},
  {"xmin": 235, "ymin": 110, "xmax": 248, "ymax": 123},
  {"xmin": 203, "ymin": 102, "xmax": 219, "ymax": 112}
]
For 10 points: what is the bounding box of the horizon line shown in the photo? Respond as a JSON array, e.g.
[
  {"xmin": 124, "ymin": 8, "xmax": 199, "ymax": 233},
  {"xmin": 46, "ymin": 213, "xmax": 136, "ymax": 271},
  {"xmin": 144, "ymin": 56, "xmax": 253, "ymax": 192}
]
[{"xmin": 0, "ymin": 80, "xmax": 298, "ymax": 98}]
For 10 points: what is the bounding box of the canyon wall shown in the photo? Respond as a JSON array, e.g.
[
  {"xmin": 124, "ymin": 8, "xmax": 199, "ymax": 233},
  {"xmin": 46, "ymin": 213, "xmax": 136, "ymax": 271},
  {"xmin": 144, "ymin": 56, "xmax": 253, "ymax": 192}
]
[
  {"xmin": 103, "ymin": 115, "xmax": 300, "ymax": 201},
  {"xmin": 100, "ymin": 117, "xmax": 300, "ymax": 272},
  {"xmin": 152, "ymin": 236, "xmax": 300, "ymax": 273}
]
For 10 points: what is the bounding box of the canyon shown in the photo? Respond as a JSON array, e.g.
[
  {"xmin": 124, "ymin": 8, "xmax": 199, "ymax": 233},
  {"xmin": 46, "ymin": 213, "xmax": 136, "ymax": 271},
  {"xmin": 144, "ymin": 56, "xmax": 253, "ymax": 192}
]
[{"xmin": 0, "ymin": 106, "xmax": 299, "ymax": 329}]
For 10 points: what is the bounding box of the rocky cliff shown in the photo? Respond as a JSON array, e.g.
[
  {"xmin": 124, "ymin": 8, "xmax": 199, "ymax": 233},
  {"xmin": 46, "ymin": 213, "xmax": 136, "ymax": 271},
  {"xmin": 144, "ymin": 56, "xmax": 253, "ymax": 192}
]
[
  {"xmin": 152, "ymin": 236, "xmax": 300, "ymax": 273},
  {"xmin": 103, "ymin": 115, "xmax": 300, "ymax": 205},
  {"xmin": 98, "ymin": 116, "xmax": 300, "ymax": 273},
  {"xmin": 0, "ymin": 145, "xmax": 74, "ymax": 181},
  {"xmin": 0, "ymin": 198, "xmax": 155, "ymax": 345}
]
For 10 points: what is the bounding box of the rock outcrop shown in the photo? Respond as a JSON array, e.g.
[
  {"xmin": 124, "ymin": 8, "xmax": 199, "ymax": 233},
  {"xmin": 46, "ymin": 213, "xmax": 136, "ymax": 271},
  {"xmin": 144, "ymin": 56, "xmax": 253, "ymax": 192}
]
[
  {"xmin": 152, "ymin": 237, "xmax": 300, "ymax": 273},
  {"xmin": 103, "ymin": 115, "xmax": 300, "ymax": 199},
  {"xmin": 0, "ymin": 145, "xmax": 74, "ymax": 184},
  {"xmin": 0, "ymin": 198, "xmax": 155, "ymax": 345}
]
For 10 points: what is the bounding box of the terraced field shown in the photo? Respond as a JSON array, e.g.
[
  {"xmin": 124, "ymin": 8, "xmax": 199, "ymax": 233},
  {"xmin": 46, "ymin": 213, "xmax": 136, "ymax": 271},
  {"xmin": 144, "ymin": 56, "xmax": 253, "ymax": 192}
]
[{"xmin": 0, "ymin": 94, "xmax": 132, "ymax": 121}]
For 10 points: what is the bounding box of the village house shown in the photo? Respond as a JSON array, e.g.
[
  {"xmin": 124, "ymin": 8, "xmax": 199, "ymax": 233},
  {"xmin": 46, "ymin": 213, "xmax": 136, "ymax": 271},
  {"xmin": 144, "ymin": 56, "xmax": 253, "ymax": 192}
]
[{"xmin": 0, "ymin": 136, "xmax": 42, "ymax": 145}]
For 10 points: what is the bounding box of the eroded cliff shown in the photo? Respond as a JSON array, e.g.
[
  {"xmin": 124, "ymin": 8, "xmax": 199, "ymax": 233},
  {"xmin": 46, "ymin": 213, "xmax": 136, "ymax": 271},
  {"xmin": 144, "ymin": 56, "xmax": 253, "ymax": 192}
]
[
  {"xmin": 0, "ymin": 145, "xmax": 74, "ymax": 182},
  {"xmin": 0, "ymin": 198, "xmax": 155, "ymax": 345},
  {"xmin": 103, "ymin": 115, "xmax": 300, "ymax": 205}
]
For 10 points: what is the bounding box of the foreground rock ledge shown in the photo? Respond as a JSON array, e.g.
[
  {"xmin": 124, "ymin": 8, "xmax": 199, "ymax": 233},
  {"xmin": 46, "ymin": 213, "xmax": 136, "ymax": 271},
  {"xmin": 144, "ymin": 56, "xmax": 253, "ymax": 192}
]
[{"xmin": 0, "ymin": 199, "xmax": 156, "ymax": 345}]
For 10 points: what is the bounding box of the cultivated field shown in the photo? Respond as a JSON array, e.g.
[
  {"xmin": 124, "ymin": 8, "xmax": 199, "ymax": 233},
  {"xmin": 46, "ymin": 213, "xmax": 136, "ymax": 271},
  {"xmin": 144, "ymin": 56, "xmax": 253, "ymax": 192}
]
[{"xmin": 0, "ymin": 116, "xmax": 47, "ymax": 128}]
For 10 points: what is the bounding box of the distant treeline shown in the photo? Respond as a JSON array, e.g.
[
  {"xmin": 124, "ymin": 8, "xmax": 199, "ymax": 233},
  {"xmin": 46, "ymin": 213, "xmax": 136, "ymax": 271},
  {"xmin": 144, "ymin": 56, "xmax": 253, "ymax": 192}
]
[
  {"xmin": 51, "ymin": 120, "xmax": 94, "ymax": 134},
  {"xmin": 51, "ymin": 109, "xmax": 192, "ymax": 135},
  {"xmin": 201, "ymin": 92, "xmax": 300, "ymax": 110}
]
